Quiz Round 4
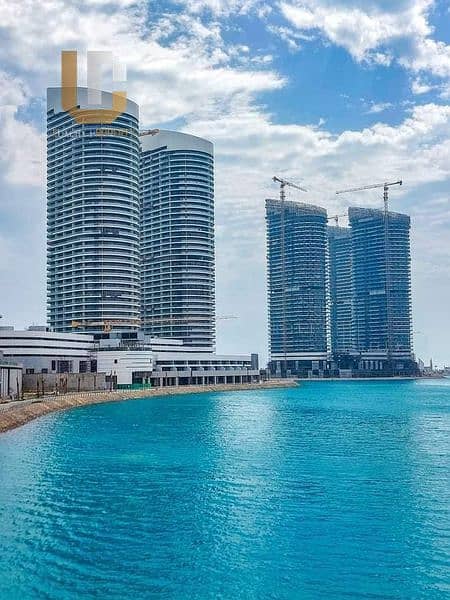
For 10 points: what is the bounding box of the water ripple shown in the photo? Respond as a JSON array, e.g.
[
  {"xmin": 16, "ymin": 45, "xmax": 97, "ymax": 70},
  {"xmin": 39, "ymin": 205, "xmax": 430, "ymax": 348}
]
[{"xmin": 0, "ymin": 381, "xmax": 449, "ymax": 599}]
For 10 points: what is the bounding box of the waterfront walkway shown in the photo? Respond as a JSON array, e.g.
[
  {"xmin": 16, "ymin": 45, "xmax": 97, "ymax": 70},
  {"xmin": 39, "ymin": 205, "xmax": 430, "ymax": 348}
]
[{"xmin": 0, "ymin": 380, "xmax": 297, "ymax": 434}]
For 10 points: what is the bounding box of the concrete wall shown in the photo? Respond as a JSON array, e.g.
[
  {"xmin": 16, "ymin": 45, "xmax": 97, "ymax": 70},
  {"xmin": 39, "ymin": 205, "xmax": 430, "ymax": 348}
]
[
  {"xmin": 23, "ymin": 372, "xmax": 106, "ymax": 394},
  {"xmin": 0, "ymin": 365, "xmax": 23, "ymax": 399}
]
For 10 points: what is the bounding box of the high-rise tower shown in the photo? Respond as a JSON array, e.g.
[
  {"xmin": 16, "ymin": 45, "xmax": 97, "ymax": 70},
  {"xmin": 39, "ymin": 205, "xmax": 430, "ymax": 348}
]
[
  {"xmin": 266, "ymin": 199, "xmax": 328, "ymax": 377},
  {"xmin": 140, "ymin": 130, "xmax": 215, "ymax": 348},
  {"xmin": 348, "ymin": 207, "xmax": 415, "ymax": 374},
  {"xmin": 47, "ymin": 88, "xmax": 141, "ymax": 333},
  {"xmin": 328, "ymin": 226, "xmax": 354, "ymax": 356}
]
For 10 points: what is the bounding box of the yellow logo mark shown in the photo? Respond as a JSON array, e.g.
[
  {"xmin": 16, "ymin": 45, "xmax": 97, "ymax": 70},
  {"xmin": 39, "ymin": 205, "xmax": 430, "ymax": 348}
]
[{"xmin": 61, "ymin": 50, "xmax": 127, "ymax": 124}]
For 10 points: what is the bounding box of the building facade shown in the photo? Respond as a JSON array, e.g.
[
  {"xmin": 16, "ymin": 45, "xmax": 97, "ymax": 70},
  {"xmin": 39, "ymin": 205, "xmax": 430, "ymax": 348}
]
[
  {"xmin": 328, "ymin": 226, "xmax": 354, "ymax": 358},
  {"xmin": 349, "ymin": 207, "xmax": 415, "ymax": 375},
  {"xmin": 0, "ymin": 326, "xmax": 96, "ymax": 374},
  {"xmin": 150, "ymin": 349, "xmax": 259, "ymax": 387},
  {"xmin": 47, "ymin": 87, "xmax": 141, "ymax": 333},
  {"xmin": 266, "ymin": 199, "xmax": 328, "ymax": 377},
  {"xmin": 140, "ymin": 130, "xmax": 215, "ymax": 349},
  {"xmin": 0, "ymin": 327, "xmax": 259, "ymax": 387}
]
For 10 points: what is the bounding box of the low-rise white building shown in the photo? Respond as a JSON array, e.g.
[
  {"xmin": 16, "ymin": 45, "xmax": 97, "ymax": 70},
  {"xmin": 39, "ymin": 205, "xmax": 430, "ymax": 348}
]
[
  {"xmin": 151, "ymin": 348, "xmax": 259, "ymax": 386},
  {"xmin": 0, "ymin": 327, "xmax": 260, "ymax": 388},
  {"xmin": 0, "ymin": 326, "xmax": 95, "ymax": 374}
]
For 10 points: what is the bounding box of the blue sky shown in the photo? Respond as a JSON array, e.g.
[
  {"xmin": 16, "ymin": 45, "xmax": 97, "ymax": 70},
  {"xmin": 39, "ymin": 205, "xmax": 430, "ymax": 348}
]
[{"xmin": 0, "ymin": 0, "xmax": 449, "ymax": 365}]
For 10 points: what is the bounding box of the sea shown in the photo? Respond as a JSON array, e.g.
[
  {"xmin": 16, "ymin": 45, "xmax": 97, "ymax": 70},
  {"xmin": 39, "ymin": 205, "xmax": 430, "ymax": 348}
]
[{"xmin": 0, "ymin": 379, "xmax": 449, "ymax": 599}]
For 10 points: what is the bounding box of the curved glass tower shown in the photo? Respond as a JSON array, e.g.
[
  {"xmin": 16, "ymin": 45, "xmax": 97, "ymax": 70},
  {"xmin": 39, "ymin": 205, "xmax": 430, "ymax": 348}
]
[
  {"xmin": 47, "ymin": 87, "xmax": 141, "ymax": 333},
  {"xmin": 140, "ymin": 130, "xmax": 215, "ymax": 348},
  {"xmin": 266, "ymin": 199, "xmax": 328, "ymax": 377}
]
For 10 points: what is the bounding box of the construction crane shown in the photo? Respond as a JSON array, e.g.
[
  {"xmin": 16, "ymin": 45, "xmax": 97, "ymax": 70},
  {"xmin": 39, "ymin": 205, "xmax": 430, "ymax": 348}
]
[
  {"xmin": 72, "ymin": 316, "xmax": 237, "ymax": 333},
  {"xmin": 328, "ymin": 213, "xmax": 347, "ymax": 226},
  {"xmin": 272, "ymin": 176, "xmax": 307, "ymax": 378},
  {"xmin": 336, "ymin": 180, "xmax": 402, "ymax": 214},
  {"xmin": 141, "ymin": 315, "xmax": 238, "ymax": 326},
  {"xmin": 273, "ymin": 176, "xmax": 307, "ymax": 199},
  {"xmin": 335, "ymin": 179, "xmax": 403, "ymax": 374},
  {"xmin": 71, "ymin": 319, "xmax": 141, "ymax": 333}
]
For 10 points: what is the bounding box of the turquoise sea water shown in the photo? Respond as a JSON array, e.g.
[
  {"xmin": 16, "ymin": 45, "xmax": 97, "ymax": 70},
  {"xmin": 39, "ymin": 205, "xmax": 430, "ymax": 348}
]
[{"xmin": 0, "ymin": 380, "xmax": 449, "ymax": 599}]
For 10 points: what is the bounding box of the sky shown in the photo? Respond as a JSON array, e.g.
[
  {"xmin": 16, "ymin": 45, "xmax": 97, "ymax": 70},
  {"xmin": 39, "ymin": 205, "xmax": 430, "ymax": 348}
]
[{"xmin": 0, "ymin": 0, "xmax": 449, "ymax": 367}]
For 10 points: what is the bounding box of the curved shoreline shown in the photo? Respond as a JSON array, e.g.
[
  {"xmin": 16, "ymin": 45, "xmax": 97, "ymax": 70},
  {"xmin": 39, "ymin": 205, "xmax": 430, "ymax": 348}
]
[{"xmin": 0, "ymin": 380, "xmax": 297, "ymax": 435}]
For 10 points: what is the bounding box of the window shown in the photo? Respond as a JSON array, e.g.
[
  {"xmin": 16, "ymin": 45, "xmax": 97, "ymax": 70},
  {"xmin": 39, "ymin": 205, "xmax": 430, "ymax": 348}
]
[{"xmin": 57, "ymin": 360, "xmax": 72, "ymax": 374}]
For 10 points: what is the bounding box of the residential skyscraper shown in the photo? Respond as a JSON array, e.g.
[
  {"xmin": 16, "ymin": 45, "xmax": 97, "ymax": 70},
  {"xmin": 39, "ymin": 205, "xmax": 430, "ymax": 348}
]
[
  {"xmin": 348, "ymin": 206, "xmax": 415, "ymax": 374},
  {"xmin": 47, "ymin": 88, "xmax": 141, "ymax": 333},
  {"xmin": 140, "ymin": 130, "xmax": 215, "ymax": 348},
  {"xmin": 266, "ymin": 199, "xmax": 328, "ymax": 377},
  {"xmin": 328, "ymin": 225, "xmax": 354, "ymax": 356}
]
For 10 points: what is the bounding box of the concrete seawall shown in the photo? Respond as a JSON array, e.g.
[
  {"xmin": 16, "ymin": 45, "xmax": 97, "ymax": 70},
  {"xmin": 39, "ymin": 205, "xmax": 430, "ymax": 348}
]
[{"xmin": 0, "ymin": 380, "xmax": 298, "ymax": 435}]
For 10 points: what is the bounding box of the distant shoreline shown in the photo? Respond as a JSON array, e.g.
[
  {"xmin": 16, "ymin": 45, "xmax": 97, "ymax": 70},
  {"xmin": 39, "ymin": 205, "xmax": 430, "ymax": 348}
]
[
  {"xmin": 0, "ymin": 380, "xmax": 297, "ymax": 435},
  {"xmin": 296, "ymin": 376, "xmax": 446, "ymax": 381},
  {"xmin": 297, "ymin": 376, "xmax": 420, "ymax": 381}
]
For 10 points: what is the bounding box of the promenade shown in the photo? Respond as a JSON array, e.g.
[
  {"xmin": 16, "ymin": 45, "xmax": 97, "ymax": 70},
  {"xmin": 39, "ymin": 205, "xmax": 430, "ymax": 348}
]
[{"xmin": 0, "ymin": 380, "xmax": 297, "ymax": 434}]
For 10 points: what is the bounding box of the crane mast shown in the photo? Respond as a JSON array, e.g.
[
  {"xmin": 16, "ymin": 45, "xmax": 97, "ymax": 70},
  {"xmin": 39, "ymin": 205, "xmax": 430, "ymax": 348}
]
[
  {"xmin": 328, "ymin": 214, "xmax": 347, "ymax": 226},
  {"xmin": 272, "ymin": 176, "xmax": 307, "ymax": 378},
  {"xmin": 72, "ymin": 315, "xmax": 238, "ymax": 333}
]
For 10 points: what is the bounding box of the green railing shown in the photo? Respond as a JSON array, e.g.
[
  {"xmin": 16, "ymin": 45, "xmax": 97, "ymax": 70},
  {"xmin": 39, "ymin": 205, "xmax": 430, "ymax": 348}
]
[{"xmin": 116, "ymin": 383, "xmax": 152, "ymax": 391}]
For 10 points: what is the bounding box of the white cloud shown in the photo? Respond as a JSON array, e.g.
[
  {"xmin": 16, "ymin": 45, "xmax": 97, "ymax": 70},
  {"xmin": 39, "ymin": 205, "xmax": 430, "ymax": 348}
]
[
  {"xmin": 0, "ymin": 71, "xmax": 28, "ymax": 106},
  {"xmin": 440, "ymin": 84, "xmax": 450, "ymax": 100},
  {"xmin": 175, "ymin": 0, "xmax": 265, "ymax": 16},
  {"xmin": 266, "ymin": 24, "xmax": 315, "ymax": 51},
  {"xmin": 0, "ymin": 0, "xmax": 284, "ymax": 129},
  {"xmin": 279, "ymin": 0, "xmax": 450, "ymax": 79},
  {"xmin": 187, "ymin": 100, "xmax": 450, "ymax": 205},
  {"xmin": 0, "ymin": 71, "xmax": 44, "ymax": 186},
  {"xmin": 412, "ymin": 77, "xmax": 434, "ymax": 94},
  {"xmin": 399, "ymin": 36, "xmax": 450, "ymax": 78},
  {"xmin": 365, "ymin": 101, "xmax": 394, "ymax": 114},
  {"xmin": 411, "ymin": 76, "xmax": 450, "ymax": 99}
]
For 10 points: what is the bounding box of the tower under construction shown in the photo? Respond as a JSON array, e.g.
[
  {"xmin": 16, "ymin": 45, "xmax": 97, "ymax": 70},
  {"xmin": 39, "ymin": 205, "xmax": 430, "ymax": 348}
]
[
  {"xmin": 348, "ymin": 206, "xmax": 415, "ymax": 375},
  {"xmin": 266, "ymin": 199, "xmax": 328, "ymax": 378},
  {"xmin": 328, "ymin": 225, "xmax": 354, "ymax": 357}
]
